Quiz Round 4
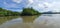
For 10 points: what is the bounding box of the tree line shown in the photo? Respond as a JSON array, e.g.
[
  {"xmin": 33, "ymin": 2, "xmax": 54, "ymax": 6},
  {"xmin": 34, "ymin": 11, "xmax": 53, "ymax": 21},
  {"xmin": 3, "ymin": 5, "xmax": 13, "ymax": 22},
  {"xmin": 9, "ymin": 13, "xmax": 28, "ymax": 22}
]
[
  {"xmin": 21, "ymin": 7, "xmax": 41, "ymax": 16},
  {"xmin": 0, "ymin": 7, "xmax": 41, "ymax": 16},
  {"xmin": 0, "ymin": 8, "xmax": 20, "ymax": 16}
]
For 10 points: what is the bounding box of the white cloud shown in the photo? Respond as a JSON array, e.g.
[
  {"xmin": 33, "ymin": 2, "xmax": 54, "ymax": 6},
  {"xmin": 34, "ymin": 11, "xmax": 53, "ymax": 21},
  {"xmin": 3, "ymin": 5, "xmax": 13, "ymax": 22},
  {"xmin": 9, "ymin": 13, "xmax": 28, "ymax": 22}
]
[
  {"xmin": 4, "ymin": 2, "xmax": 18, "ymax": 8},
  {"xmin": 28, "ymin": 0, "xmax": 33, "ymax": 3},
  {"xmin": 3, "ymin": 0, "xmax": 60, "ymax": 12},
  {"xmin": 38, "ymin": 4, "xmax": 44, "ymax": 8},
  {"xmin": 44, "ymin": 2, "xmax": 52, "ymax": 8},
  {"xmin": 12, "ymin": 0, "xmax": 22, "ymax": 3},
  {"xmin": 26, "ymin": 0, "xmax": 34, "ymax": 7},
  {"xmin": 47, "ymin": 1, "xmax": 60, "ymax": 12},
  {"xmin": 26, "ymin": 0, "xmax": 60, "ymax": 12}
]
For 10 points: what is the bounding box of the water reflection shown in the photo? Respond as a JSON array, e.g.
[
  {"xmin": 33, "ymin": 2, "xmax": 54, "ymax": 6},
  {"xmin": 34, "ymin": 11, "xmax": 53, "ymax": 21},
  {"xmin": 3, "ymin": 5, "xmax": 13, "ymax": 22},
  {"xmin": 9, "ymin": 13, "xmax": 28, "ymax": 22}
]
[
  {"xmin": 0, "ymin": 15, "xmax": 39, "ymax": 28},
  {"xmin": 0, "ymin": 14, "xmax": 60, "ymax": 28},
  {"xmin": 0, "ymin": 16, "xmax": 19, "ymax": 25},
  {"xmin": 21, "ymin": 16, "xmax": 38, "ymax": 23},
  {"xmin": 43, "ymin": 14, "xmax": 53, "ymax": 17}
]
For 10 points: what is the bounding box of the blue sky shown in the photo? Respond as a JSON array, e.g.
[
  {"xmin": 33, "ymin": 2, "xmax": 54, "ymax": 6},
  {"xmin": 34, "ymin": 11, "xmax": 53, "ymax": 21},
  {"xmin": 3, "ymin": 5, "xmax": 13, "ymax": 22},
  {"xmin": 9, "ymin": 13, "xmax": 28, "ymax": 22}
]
[{"xmin": 0, "ymin": 0, "xmax": 60, "ymax": 12}]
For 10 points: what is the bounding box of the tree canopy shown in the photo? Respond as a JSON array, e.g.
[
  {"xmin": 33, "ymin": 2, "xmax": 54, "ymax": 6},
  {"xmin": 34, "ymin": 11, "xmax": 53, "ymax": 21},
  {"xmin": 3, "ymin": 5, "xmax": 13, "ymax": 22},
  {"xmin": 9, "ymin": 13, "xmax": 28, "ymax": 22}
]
[
  {"xmin": 0, "ymin": 8, "xmax": 20, "ymax": 16},
  {"xmin": 21, "ymin": 7, "xmax": 41, "ymax": 16},
  {"xmin": 0, "ymin": 7, "xmax": 41, "ymax": 16}
]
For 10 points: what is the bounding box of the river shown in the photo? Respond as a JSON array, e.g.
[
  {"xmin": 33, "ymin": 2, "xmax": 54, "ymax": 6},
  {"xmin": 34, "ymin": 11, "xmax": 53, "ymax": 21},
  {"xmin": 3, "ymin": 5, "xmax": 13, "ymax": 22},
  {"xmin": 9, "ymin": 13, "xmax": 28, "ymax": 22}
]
[{"xmin": 0, "ymin": 14, "xmax": 60, "ymax": 28}]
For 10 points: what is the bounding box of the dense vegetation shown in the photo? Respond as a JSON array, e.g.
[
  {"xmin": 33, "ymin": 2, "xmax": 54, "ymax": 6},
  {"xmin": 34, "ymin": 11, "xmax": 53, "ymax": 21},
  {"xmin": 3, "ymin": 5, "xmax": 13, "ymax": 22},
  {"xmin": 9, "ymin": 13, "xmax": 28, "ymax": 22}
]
[
  {"xmin": 0, "ymin": 8, "xmax": 20, "ymax": 16},
  {"xmin": 0, "ymin": 7, "xmax": 41, "ymax": 16},
  {"xmin": 21, "ymin": 7, "xmax": 41, "ymax": 16}
]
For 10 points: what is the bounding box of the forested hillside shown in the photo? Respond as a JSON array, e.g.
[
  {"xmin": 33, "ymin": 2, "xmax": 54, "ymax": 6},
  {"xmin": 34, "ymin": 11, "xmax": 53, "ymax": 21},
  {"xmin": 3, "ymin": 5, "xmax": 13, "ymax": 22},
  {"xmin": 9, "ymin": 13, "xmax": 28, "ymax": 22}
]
[
  {"xmin": 0, "ymin": 8, "xmax": 20, "ymax": 16},
  {"xmin": 21, "ymin": 7, "xmax": 41, "ymax": 16}
]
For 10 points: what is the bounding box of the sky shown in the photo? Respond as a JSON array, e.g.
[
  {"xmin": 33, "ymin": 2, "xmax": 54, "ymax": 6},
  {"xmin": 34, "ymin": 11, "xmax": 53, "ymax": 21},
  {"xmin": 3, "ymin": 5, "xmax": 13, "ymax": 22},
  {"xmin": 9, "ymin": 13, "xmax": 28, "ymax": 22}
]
[{"xmin": 0, "ymin": 0, "xmax": 60, "ymax": 12}]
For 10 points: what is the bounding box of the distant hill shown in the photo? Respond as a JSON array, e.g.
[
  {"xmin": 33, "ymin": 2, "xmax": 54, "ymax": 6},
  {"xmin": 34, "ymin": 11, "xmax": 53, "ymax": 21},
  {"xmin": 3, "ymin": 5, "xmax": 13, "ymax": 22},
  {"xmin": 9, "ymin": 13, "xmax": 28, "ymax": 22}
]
[
  {"xmin": 0, "ymin": 8, "xmax": 20, "ymax": 16},
  {"xmin": 21, "ymin": 7, "xmax": 41, "ymax": 16},
  {"xmin": 42, "ymin": 11, "xmax": 60, "ymax": 14}
]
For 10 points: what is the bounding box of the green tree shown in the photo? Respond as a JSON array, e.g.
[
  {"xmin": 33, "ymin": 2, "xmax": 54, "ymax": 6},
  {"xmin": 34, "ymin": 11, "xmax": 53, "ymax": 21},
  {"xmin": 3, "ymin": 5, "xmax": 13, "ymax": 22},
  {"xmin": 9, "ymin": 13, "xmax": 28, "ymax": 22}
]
[
  {"xmin": 0, "ymin": 8, "xmax": 20, "ymax": 16},
  {"xmin": 21, "ymin": 7, "xmax": 41, "ymax": 16}
]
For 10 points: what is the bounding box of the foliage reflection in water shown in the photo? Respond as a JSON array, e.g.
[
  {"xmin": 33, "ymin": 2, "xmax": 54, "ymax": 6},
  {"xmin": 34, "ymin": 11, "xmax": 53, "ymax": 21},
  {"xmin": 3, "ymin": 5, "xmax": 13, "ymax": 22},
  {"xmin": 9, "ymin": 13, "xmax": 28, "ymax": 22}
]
[{"xmin": 0, "ymin": 14, "xmax": 60, "ymax": 28}]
